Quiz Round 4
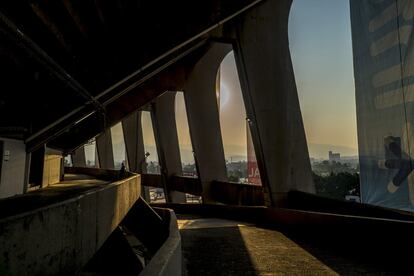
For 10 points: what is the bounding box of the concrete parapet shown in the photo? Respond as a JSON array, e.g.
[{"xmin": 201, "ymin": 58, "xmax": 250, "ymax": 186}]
[
  {"xmin": 140, "ymin": 208, "xmax": 182, "ymax": 276},
  {"xmin": 0, "ymin": 174, "xmax": 141, "ymax": 275},
  {"xmin": 65, "ymin": 166, "xmax": 134, "ymax": 181}
]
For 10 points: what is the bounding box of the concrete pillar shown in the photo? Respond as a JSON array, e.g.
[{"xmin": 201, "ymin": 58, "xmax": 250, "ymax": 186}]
[
  {"xmin": 151, "ymin": 92, "xmax": 186, "ymax": 203},
  {"xmin": 122, "ymin": 111, "xmax": 150, "ymax": 201},
  {"xmin": 42, "ymin": 148, "xmax": 63, "ymax": 187},
  {"xmin": 184, "ymin": 43, "xmax": 232, "ymax": 203},
  {"xmin": 232, "ymin": 0, "xmax": 315, "ymax": 206},
  {"xmin": 72, "ymin": 146, "xmax": 86, "ymax": 167},
  {"xmin": 96, "ymin": 129, "xmax": 115, "ymax": 169}
]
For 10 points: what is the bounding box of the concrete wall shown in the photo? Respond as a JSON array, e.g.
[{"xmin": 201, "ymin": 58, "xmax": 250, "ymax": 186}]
[
  {"xmin": 0, "ymin": 138, "xmax": 26, "ymax": 199},
  {"xmin": 0, "ymin": 174, "xmax": 141, "ymax": 275},
  {"xmin": 140, "ymin": 208, "xmax": 182, "ymax": 276}
]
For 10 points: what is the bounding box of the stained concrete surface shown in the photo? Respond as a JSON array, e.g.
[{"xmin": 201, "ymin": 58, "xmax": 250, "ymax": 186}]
[
  {"xmin": 178, "ymin": 215, "xmax": 399, "ymax": 275},
  {"xmin": 0, "ymin": 173, "xmax": 140, "ymax": 275}
]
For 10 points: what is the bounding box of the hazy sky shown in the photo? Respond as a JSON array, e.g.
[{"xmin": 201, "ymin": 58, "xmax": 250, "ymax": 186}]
[
  {"xmin": 289, "ymin": 0, "xmax": 358, "ymax": 152},
  {"xmin": 174, "ymin": 52, "xmax": 248, "ymax": 159},
  {"xmin": 141, "ymin": 111, "xmax": 158, "ymax": 162},
  {"xmin": 175, "ymin": 92, "xmax": 192, "ymax": 150},
  {"xmin": 110, "ymin": 0, "xmax": 359, "ymax": 162},
  {"xmin": 219, "ymin": 52, "xmax": 247, "ymax": 153}
]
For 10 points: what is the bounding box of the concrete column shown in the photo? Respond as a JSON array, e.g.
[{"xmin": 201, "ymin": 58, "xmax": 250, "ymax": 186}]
[
  {"xmin": 151, "ymin": 92, "xmax": 186, "ymax": 203},
  {"xmin": 72, "ymin": 146, "xmax": 86, "ymax": 167},
  {"xmin": 184, "ymin": 43, "xmax": 231, "ymax": 203},
  {"xmin": 232, "ymin": 0, "xmax": 314, "ymax": 206},
  {"xmin": 42, "ymin": 148, "xmax": 63, "ymax": 187},
  {"xmin": 122, "ymin": 111, "xmax": 150, "ymax": 200},
  {"xmin": 96, "ymin": 129, "xmax": 115, "ymax": 169}
]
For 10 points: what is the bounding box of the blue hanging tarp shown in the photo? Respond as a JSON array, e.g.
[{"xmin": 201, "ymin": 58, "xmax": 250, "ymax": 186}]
[{"xmin": 351, "ymin": 0, "xmax": 414, "ymax": 211}]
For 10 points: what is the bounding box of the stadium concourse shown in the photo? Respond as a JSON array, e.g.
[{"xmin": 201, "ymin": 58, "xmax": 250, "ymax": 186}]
[{"xmin": 0, "ymin": 0, "xmax": 414, "ymax": 275}]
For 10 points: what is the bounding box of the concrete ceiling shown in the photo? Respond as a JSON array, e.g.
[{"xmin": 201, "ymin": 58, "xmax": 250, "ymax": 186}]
[{"xmin": 0, "ymin": 0, "xmax": 261, "ymax": 152}]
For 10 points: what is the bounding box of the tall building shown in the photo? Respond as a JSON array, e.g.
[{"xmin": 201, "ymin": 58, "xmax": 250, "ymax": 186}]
[{"xmin": 329, "ymin": 151, "xmax": 341, "ymax": 162}]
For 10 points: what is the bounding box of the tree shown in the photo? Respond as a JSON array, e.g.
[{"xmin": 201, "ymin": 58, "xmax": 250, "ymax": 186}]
[{"xmin": 313, "ymin": 172, "xmax": 360, "ymax": 200}]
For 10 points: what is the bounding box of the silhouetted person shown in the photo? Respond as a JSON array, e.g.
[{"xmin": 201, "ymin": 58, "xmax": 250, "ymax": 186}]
[{"xmin": 119, "ymin": 162, "xmax": 126, "ymax": 179}]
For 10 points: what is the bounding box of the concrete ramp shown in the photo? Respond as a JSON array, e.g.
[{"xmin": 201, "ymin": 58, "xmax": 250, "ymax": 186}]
[{"xmin": 0, "ymin": 173, "xmax": 141, "ymax": 275}]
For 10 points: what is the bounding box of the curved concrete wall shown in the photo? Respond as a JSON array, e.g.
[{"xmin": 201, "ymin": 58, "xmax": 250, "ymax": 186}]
[{"xmin": 140, "ymin": 208, "xmax": 182, "ymax": 276}]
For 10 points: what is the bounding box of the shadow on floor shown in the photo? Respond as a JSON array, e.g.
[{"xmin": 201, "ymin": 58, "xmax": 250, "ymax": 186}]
[
  {"xmin": 181, "ymin": 226, "xmax": 258, "ymax": 276},
  {"xmin": 283, "ymin": 225, "xmax": 412, "ymax": 275}
]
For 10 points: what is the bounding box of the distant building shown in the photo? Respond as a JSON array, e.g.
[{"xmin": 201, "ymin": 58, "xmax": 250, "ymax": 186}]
[{"xmin": 328, "ymin": 151, "xmax": 340, "ymax": 162}]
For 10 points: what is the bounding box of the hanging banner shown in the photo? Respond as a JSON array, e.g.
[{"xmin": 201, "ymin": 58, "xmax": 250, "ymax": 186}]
[
  {"xmin": 351, "ymin": 0, "xmax": 414, "ymax": 210},
  {"xmin": 247, "ymin": 122, "xmax": 261, "ymax": 186}
]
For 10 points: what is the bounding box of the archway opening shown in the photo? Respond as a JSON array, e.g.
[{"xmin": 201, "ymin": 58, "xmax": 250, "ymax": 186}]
[
  {"xmin": 289, "ymin": 0, "xmax": 359, "ymax": 201},
  {"xmin": 218, "ymin": 51, "xmax": 262, "ymax": 185}
]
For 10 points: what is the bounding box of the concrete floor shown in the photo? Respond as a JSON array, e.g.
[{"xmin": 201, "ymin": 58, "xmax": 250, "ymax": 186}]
[
  {"xmin": 178, "ymin": 215, "xmax": 398, "ymax": 276},
  {"xmin": 0, "ymin": 174, "xmax": 109, "ymax": 219}
]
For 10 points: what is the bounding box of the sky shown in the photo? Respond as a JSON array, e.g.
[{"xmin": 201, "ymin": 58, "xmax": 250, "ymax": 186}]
[
  {"xmin": 174, "ymin": 51, "xmax": 248, "ymax": 161},
  {"xmin": 106, "ymin": 0, "xmax": 359, "ymax": 162},
  {"xmin": 219, "ymin": 52, "xmax": 247, "ymax": 158},
  {"xmin": 289, "ymin": 0, "xmax": 358, "ymax": 156}
]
